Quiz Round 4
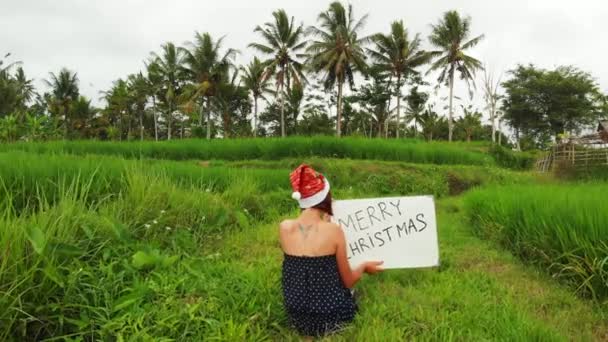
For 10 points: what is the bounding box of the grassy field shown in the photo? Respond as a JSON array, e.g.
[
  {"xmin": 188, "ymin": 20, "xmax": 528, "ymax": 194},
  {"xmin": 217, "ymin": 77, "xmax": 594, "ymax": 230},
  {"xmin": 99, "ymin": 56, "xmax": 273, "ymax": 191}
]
[
  {"xmin": 464, "ymin": 184, "xmax": 608, "ymax": 300},
  {"xmin": 0, "ymin": 139, "xmax": 606, "ymax": 341},
  {"xmin": 0, "ymin": 137, "xmax": 495, "ymax": 166}
]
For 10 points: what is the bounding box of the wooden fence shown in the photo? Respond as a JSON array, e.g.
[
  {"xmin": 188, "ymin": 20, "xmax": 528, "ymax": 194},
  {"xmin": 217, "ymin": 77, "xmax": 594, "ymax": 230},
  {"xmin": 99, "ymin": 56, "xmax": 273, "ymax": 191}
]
[{"xmin": 535, "ymin": 144, "xmax": 608, "ymax": 172}]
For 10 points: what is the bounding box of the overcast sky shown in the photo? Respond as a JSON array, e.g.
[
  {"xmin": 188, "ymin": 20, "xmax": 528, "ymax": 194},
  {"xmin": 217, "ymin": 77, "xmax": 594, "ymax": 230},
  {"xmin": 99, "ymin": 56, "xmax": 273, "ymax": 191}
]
[{"xmin": 2, "ymin": 0, "xmax": 607, "ymax": 121}]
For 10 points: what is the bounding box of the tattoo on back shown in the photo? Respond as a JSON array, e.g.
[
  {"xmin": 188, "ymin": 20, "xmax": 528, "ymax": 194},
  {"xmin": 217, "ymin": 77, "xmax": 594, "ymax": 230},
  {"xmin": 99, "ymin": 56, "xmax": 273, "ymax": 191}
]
[{"xmin": 298, "ymin": 223, "xmax": 314, "ymax": 239}]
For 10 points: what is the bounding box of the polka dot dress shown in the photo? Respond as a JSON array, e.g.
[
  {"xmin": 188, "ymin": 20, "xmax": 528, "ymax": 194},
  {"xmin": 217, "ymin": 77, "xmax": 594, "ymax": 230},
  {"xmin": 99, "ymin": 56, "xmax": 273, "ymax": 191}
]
[{"xmin": 282, "ymin": 254, "xmax": 357, "ymax": 337}]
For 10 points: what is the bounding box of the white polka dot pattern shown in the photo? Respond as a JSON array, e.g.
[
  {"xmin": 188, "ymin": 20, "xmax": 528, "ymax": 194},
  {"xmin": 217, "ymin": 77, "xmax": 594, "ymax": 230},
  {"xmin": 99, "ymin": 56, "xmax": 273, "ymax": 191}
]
[{"xmin": 281, "ymin": 254, "xmax": 357, "ymax": 336}]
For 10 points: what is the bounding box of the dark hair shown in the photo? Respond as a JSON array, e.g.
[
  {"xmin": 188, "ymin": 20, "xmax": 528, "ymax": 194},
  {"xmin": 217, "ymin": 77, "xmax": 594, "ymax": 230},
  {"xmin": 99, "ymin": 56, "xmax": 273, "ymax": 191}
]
[{"xmin": 309, "ymin": 191, "xmax": 333, "ymax": 216}]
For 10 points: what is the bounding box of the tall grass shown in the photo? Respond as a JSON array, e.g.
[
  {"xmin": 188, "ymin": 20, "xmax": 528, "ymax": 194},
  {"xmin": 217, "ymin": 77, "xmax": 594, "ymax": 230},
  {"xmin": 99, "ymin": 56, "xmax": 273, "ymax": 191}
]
[
  {"xmin": 464, "ymin": 183, "xmax": 608, "ymax": 300},
  {"xmin": 0, "ymin": 137, "xmax": 494, "ymax": 165},
  {"xmin": 0, "ymin": 169, "xmax": 289, "ymax": 340},
  {"xmin": 0, "ymin": 151, "xmax": 288, "ymax": 213},
  {"xmin": 1, "ymin": 151, "xmax": 535, "ymax": 215}
]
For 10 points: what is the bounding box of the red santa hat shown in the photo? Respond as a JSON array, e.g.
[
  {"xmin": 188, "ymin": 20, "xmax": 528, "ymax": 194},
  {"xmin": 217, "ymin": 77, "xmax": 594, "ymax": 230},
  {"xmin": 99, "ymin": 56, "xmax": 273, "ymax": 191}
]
[{"xmin": 289, "ymin": 164, "xmax": 331, "ymax": 208}]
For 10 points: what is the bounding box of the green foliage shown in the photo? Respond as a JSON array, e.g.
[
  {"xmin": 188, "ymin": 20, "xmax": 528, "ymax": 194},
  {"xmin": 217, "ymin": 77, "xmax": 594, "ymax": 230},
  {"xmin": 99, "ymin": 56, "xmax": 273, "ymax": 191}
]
[
  {"xmin": 502, "ymin": 64, "xmax": 602, "ymax": 147},
  {"xmin": 464, "ymin": 183, "xmax": 608, "ymax": 300},
  {"xmin": 488, "ymin": 145, "xmax": 536, "ymax": 170},
  {"xmin": 0, "ymin": 137, "xmax": 495, "ymax": 165},
  {"xmin": 428, "ymin": 10, "xmax": 484, "ymax": 141}
]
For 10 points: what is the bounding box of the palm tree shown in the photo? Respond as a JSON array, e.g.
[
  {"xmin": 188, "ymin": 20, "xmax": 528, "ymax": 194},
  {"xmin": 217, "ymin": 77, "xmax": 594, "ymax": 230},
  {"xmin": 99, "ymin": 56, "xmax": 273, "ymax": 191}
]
[
  {"xmin": 44, "ymin": 68, "xmax": 79, "ymax": 139},
  {"xmin": 181, "ymin": 32, "xmax": 236, "ymax": 139},
  {"xmin": 419, "ymin": 104, "xmax": 442, "ymax": 141},
  {"xmin": 14, "ymin": 67, "xmax": 35, "ymax": 117},
  {"xmin": 428, "ymin": 10, "xmax": 484, "ymax": 142},
  {"xmin": 240, "ymin": 57, "xmax": 272, "ymax": 137},
  {"xmin": 213, "ymin": 70, "xmax": 247, "ymax": 138},
  {"xmin": 249, "ymin": 9, "xmax": 307, "ymax": 138},
  {"xmin": 307, "ymin": 1, "xmax": 368, "ymax": 137},
  {"xmin": 101, "ymin": 79, "xmax": 129, "ymax": 140},
  {"xmin": 70, "ymin": 96, "xmax": 97, "ymax": 138},
  {"xmin": 145, "ymin": 61, "xmax": 162, "ymax": 141},
  {"xmin": 404, "ymin": 86, "xmax": 429, "ymax": 137},
  {"xmin": 149, "ymin": 42, "xmax": 184, "ymax": 140},
  {"xmin": 368, "ymin": 20, "xmax": 429, "ymax": 138},
  {"xmin": 127, "ymin": 72, "xmax": 149, "ymax": 140},
  {"xmin": 457, "ymin": 106, "xmax": 482, "ymax": 142}
]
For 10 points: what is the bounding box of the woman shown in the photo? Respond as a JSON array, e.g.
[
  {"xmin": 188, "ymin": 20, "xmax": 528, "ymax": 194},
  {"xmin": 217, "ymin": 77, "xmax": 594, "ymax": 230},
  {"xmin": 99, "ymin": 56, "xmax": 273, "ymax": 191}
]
[{"xmin": 280, "ymin": 164, "xmax": 383, "ymax": 338}]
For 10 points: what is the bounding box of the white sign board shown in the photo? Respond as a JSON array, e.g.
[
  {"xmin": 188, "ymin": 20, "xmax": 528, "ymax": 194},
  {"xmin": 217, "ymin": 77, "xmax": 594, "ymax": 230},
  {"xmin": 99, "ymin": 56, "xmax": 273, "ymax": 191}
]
[{"xmin": 332, "ymin": 196, "xmax": 439, "ymax": 269}]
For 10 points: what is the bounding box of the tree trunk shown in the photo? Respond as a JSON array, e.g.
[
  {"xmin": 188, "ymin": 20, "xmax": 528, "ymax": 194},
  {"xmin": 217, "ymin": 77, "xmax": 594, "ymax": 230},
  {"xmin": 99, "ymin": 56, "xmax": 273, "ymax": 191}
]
[
  {"xmin": 167, "ymin": 108, "xmax": 172, "ymax": 140},
  {"xmin": 118, "ymin": 111, "xmax": 122, "ymax": 141},
  {"xmin": 127, "ymin": 113, "xmax": 132, "ymax": 140},
  {"xmin": 199, "ymin": 98, "xmax": 205, "ymax": 129},
  {"xmin": 448, "ymin": 69, "xmax": 455, "ymax": 142},
  {"xmin": 64, "ymin": 106, "xmax": 69, "ymax": 140},
  {"xmin": 336, "ymin": 81, "xmax": 343, "ymax": 138},
  {"xmin": 253, "ymin": 96, "xmax": 258, "ymax": 138},
  {"xmin": 223, "ymin": 110, "xmax": 230, "ymax": 139},
  {"xmin": 396, "ymin": 75, "xmax": 401, "ymax": 139},
  {"xmin": 206, "ymin": 98, "xmax": 211, "ymax": 140},
  {"xmin": 498, "ymin": 119, "xmax": 502, "ymax": 146},
  {"xmin": 490, "ymin": 101, "xmax": 497, "ymax": 143},
  {"xmin": 140, "ymin": 110, "xmax": 144, "ymax": 141},
  {"xmin": 279, "ymin": 82, "xmax": 285, "ymax": 138},
  {"xmin": 152, "ymin": 97, "xmax": 158, "ymax": 141}
]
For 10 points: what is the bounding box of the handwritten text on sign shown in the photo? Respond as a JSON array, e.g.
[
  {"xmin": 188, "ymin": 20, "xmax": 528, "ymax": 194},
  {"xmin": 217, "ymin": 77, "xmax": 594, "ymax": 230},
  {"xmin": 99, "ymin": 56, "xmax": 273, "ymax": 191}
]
[{"xmin": 332, "ymin": 196, "xmax": 439, "ymax": 269}]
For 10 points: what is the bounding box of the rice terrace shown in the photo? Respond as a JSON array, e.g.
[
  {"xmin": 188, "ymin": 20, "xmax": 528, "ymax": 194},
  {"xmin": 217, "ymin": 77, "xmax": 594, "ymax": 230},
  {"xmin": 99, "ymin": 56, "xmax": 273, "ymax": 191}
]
[{"xmin": 1, "ymin": 1, "xmax": 607, "ymax": 341}]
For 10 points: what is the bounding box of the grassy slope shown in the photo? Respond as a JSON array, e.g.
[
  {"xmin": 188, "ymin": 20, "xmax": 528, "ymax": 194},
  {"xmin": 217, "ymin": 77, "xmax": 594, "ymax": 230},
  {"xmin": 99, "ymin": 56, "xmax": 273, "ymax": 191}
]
[
  {"xmin": 0, "ymin": 137, "xmax": 494, "ymax": 166},
  {"xmin": 214, "ymin": 198, "xmax": 607, "ymax": 341}
]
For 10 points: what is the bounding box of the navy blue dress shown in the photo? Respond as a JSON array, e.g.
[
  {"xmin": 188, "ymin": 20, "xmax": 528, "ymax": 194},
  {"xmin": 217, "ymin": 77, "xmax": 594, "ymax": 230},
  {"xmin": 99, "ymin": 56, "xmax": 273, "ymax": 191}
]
[{"xmin": 281, "ymin": 254, "xmax": 357, "ymax": 336}]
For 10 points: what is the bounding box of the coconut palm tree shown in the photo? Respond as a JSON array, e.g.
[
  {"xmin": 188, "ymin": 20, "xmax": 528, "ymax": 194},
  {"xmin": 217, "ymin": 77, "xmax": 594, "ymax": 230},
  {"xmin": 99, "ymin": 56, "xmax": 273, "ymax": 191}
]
[
  {"xmin": 149, "ymin": 42, "xmax": 184, "ymax": 140},
  {"xmin": 70, "ymin": 95, "xmax": 97, "ymax": 138},
  {"xmin": 404, "ymin": 86, "xmax": 429, "ymax": 137},
  {"xmin": 127, "ymin": 72, "xmax": 149, "ymax": 140},
  {"xmin": 44, "ymin": 68, "xmax": 79, "ymax": 139},
  {"xmin": 307, "ymin": 1, "xmax": 368, "ymax": 137},
  {"xmin": 240, "ymin": 57, "xmax": 272, "ymax": 137},
  {"xmin": 249, "ymin": 9, "xmax": 307, "ymax": 138},
  {"xmin": 101, "ymin": 79, "xmax": 129, "ymax": 140},
  {"xmin": 145, "ymin": 61, "xmax": 163, "ymax": 141},
  {"xmin": 419, "ymin": 104, "xmax": 443, "ymax": 141},
  {"xmin": 181, "ymin": 32, "xmax": 236, "ymax": 139},
  {"xmin": 456, "ymin": 105, "xmax": 482, "ymax": 142},
  {"xmin": 368, "ymin": 20, "xmax": 429, "ymax": 138},
  {"xmin": 428, "ymin": 10, "xmax": 484, "ymax": 142}
]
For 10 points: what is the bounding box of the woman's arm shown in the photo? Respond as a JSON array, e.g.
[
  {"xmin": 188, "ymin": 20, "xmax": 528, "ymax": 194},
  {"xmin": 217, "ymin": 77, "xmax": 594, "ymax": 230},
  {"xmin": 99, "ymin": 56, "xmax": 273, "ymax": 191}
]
[{"xmin": 334, "ymin": 225, "xmax": 383, "ymax": 288}]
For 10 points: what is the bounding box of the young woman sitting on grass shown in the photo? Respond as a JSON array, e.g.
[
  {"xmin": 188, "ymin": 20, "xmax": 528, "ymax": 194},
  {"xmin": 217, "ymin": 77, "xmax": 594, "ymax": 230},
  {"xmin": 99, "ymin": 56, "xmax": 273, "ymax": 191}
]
[{"xmin": 280, "ymin": 164, "xmax": 384, "ymax": 338}]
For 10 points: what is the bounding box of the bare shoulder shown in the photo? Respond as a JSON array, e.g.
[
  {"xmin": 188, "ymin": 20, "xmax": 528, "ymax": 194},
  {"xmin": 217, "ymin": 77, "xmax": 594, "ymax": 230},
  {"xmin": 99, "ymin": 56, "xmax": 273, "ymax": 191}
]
[
  {"xmin": 321, "ymin": 221, "xmax": 343, "ymax": 236},
  {"xmin": 279, "ymin": 219, "xmax": 295, "ymax": 234}
]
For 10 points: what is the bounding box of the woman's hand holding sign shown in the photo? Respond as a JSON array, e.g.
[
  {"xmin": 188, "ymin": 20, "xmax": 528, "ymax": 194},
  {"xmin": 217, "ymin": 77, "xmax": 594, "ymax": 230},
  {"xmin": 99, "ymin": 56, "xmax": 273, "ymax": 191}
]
[{"xmin": 362, "ymin": 260, "xmax": 384, "ymax": 274}]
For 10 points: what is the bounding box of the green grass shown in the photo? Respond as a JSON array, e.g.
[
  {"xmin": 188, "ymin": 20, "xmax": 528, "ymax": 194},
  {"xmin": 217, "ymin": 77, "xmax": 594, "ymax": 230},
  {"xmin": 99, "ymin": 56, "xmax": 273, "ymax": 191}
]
[
  {"xmin": 0, "ymin": 151, "xmax": 288, "ymax": 214},
  {"xmin": 0, "ymin": 151, "xmax": 536, "ymax": 215},
  {"xmin": 2, "ymin": 169, "xmax": 606, "ymax": 340},
  {"xmin": 0, "ymin": 137, "xmax": 495, "ymax": 166},
  {"xmin": 0, "ymin": 142, "xmax": 605, "ymax": 340},
  {"xmin": 464, "ymin": 183, "xmax": 608, "ymax": 300}
]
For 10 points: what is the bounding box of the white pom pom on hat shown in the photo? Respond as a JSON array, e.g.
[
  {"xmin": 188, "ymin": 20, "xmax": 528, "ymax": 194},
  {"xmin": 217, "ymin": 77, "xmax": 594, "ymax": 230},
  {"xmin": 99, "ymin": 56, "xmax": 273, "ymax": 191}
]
[{"xmin": 292, "ymin": 191, "xmax": 302, "ymax": 200}]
